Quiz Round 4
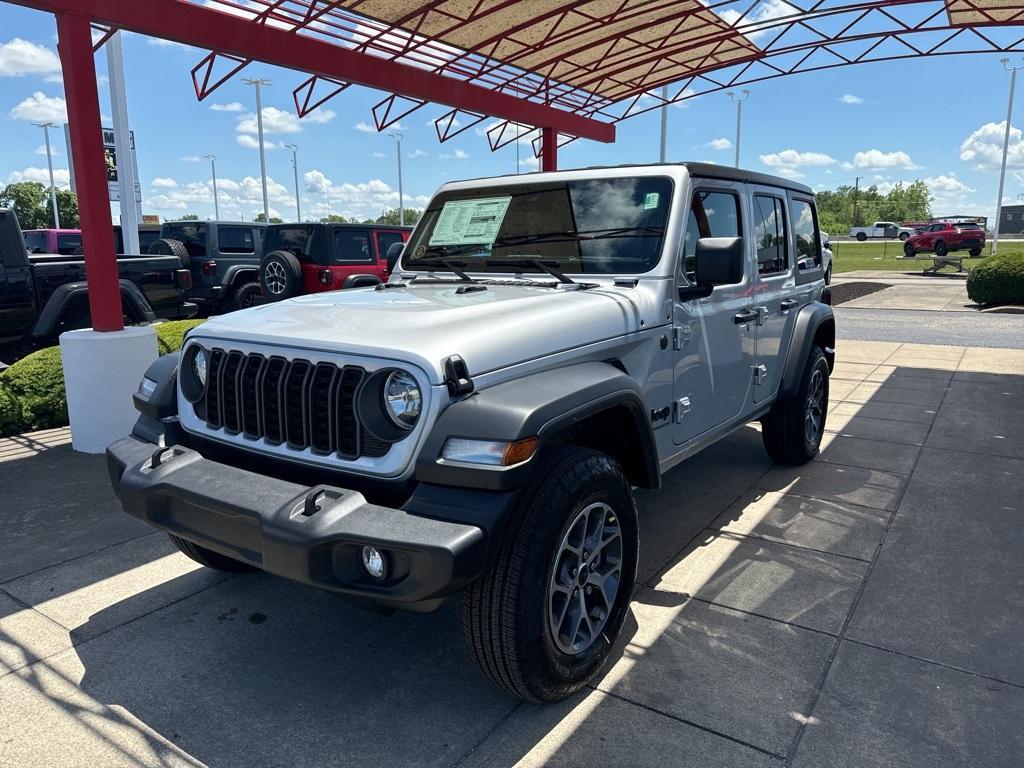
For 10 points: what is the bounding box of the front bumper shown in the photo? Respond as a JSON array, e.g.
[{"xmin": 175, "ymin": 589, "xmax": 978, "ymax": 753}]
[{"xmin": 107, "ymin": 435, "xmax": 487, "ymax": 607}]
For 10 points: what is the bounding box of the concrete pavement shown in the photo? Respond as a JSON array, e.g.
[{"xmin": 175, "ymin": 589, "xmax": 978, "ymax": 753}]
[{"xmin": 1, "ymin": 341, "xmax": 1023, "ymax": 767}]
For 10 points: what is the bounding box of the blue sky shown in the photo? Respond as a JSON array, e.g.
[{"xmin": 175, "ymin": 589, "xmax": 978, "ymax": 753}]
[{"xmin": 0, "ymin": 1, "xmax": 1019, "ymax": 225}]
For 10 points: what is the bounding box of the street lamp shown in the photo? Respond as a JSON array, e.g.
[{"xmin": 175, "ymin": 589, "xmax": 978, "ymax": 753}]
[
  {"xmin": 387, "ymin": 130, "xmax": 405, "ymax": 225},
  {"xmin": 202, "ymin": 154, "xmax": 220, "ymax": 220},
  {"xmin": 726, "ymin": 89, "xmax": 750, "ymax": 169},
  {"xmin": 993, "ymin": 59, "xmax": 1023, "ymax": 256},
  {"xmin": 34, "ymin": 122, "xmax": 60, "ymax": 229},
  {"xmin": 243, "ymin": 77, "xmax": 272, "ymax": 222},
  {"xmin": 285, "ymin": 143, "xmax": 301, "ymax": 222}
]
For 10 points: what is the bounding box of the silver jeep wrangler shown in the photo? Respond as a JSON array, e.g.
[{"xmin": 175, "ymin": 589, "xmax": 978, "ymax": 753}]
[{"xmin": 108, "ymin": 163, "xmax": 835, "ymax": 702}]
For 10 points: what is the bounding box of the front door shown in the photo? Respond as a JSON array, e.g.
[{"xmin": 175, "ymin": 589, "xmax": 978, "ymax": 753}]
[{"xmin": 673, "ymin": 183, "xmax": 755, "ymax": 444}]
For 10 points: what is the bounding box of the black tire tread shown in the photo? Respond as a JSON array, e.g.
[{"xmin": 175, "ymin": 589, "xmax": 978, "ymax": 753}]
[
  {"xmin": 762, "ymin": 346, "xmax": 828, "ymax": 465},
  {"xmin": 168, "ymin": 533, "xmax": 255, "ymax": 573}
]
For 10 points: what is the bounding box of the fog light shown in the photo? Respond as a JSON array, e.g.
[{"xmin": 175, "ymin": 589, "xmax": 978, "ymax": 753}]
[{"xmin": 361, "ymin": 545, "xmax": 387, "ymax": 580}]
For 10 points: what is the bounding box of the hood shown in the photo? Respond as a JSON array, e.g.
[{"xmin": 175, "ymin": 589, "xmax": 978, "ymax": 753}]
[{"xmin": 192, "ymin": 281, "xmax": 657, "ymax": 383}]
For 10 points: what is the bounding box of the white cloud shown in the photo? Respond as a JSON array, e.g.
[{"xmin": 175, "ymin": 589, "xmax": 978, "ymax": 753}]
[
  {"xmin": 720, "ymin": 0, "xmax": 793, "ymax": 40},
  {"xmin": 237, "ymin": 107, "xmax": 302, "ymax": 135},
  {"xmin": 774, "ymin": 167, "xmax": 806, "ymax": 179},
  {"xmin": 181, "ymin": 155, "xmax": 202, "ymax": 163},
  {"xmin": 7, "ymin": 166, "xmax": 70, "ymax": 188},
  {"xmin": 146, "ymin": 173, "xmax": 296, "ymax": 219},
  {"xmin": 851, "ymin": 149, "xmax": 919, "ymax": 170},
  {"xmin": 924, "ymin": 173, "xmax": 975, "ymax": 195},
  {"xmin": 302, "ymin": 169, "xmax": 428, "ymax": 219},
  {"xmin": 236, "ymin": 134, "xmax": 281, "ymax": 150},
  {"xmin": 0, "ymin": 38, "xmax": 60, "ymax": 77},
  {"xmin": 209, "ymin": 101, "xmax": 244, "ymax": 112},
  {"xmin": 371, "ymin": 151, "xmax": 387, "ymax": 159},
  {"xmin": 439, "ymin": 148, "xmax": 470, "ymax": 160},
  {"xmin": 146, "ymin": 37, "xmax": 195, "ymax": 51},
  {"xmin": 151, "ymin": 177, "xmax": 179, "ymax": 188},
  {"xmin": 354, "ymin": 121, "xmax": 376, "ymax": 133},
  {"xmin": 960, "ymin": 121, "xmax": 1024, "ymax": 171},
  {"xmin": 837, "ymin": 94, "xmax": 863, "ymax": 105},
  {"xmin": 408, "ymin": 148, "xmax": 428, "ymax": 159},
  {"xmin": 9, "ymin": 91, "xmax": 67, "ymax": 123},
  {"xmin": 519, "ymin": 156, "xmax": 540, "ymax": 171},
  {"xmin": 705, "ymin": 137, "xmax": 732, "ymax": 151},
  {"xmin": 34, "ymin": 144, "xmax": 59, "ymax": 156},
  {"xmin": 760, "ymin": 149, "xmax": 835, "ymax": 171}
]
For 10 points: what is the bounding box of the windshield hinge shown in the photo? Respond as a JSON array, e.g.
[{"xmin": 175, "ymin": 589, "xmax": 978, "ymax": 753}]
[{"xmin": 444, "ymin": 355, "xmax": 475, "ymax": 397}]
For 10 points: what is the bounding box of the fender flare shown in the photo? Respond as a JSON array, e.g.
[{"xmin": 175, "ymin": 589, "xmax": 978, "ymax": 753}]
[
  {"xmin": 342, "ymin": 274, "xmax": 383, "ymax": 289},
  {"xmin": 119, "ymin": 280, "xmax": 156, "ymax": 324},
  {"xmin": 221, "ymin": 265, "xmax": 259, "ymax": 289},
  {"xmin": 31, "ymin": 280, "xmax": 156, "ymax": 337},
  {"xmin": 779, "ymin": 302, "xmax": 835, "ymax": 399},
  {"xmin": 416, "ymin": 362, "xmax": 659, "ymax": 492}
]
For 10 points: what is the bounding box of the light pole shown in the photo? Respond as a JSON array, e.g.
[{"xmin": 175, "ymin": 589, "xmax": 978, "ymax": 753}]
[
  {"xmin": 202, "ymin": 154, "xmax": 220, "ymax": 220},
  {"xmin": 388, "ymin": 130, "xmax": 405, "ymax": 225},
  {"xmin": 243, "ymin": 77, "xmax": 271, "ymax": 222},
  {"xmin": 726, "ymin": 89, "xmax": 750, "ymax": 169},
  {"xmin": 993, "ymin": 59, "xmax": 1023, "ymax": 256},
  {"xmin": 285, "ymin": 143, "xmax": 301, "ymax": 221},
  {"xmin": 659, "ymin": 83, "xmax": 669, "ymax": 163},
  {"xmin": 35, "ymin": 122, "xmax": 60, "ymax": 229}
]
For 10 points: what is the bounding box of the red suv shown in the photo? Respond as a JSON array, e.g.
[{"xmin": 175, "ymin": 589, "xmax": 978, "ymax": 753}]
[
  {"xmin": 904, "ymin": 222, "xmax": 985, "ymax": 259},
  {"xmin": 258, "ymin": 223, "xmax": 411, "ymax": 301}
]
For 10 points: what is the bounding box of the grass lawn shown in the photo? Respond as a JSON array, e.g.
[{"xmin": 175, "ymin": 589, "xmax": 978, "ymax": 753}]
[{"xmin": 832, "ymin": 241, "xmax": 1022, "ymax": 274}]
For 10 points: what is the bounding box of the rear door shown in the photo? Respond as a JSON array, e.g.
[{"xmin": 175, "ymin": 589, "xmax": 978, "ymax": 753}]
[
  {"xmin": 373, "ymin": 229, "xmax": 407, "ymax": 276},
  {"xmin": 326, "ymin": 227, "xmax": 374, "ymax": 289}
]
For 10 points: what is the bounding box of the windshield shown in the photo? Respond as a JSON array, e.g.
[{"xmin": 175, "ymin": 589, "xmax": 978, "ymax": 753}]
[
  {"xmin": 162, "ymin": 223, "xmax": 207, "ymax": 257},
  {"xmin": 404, "ymin": 176, "xmax": 673, "ymax": 275}
]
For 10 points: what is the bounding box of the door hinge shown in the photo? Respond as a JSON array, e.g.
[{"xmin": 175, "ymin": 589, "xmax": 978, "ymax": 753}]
[
  {"xmin": 753, "ymin": 364, "xmax": 768, "ymax": 385},
  {"xmin": 755, "ymin": 306, "xmax": 769, "ymax": 326},
  {"xmin": 673, "ymin": 396, "xmax": 691, "ymax": 423},
  {"xmin": 672, "ymin": 325, "xmax": 691, "ymax": 350}
]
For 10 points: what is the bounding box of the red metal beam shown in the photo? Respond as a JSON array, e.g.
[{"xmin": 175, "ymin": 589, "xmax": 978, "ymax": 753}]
[
  {"xmin": 55, "ymin": 10, "xmax": 123, "ymax": 331},
  {"xmin": 541, "ymin": 126, "xmax": 557, "ymax": 172},
  {"xmin": 9, "ymin": 0, "xmax": 615, "ymax": 143}
]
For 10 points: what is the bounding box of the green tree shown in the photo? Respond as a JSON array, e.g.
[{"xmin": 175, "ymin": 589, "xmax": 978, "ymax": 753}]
[
  {"xmin": 56, "ymin": 189, "xmax": 79, "ymax": 228},
  {"xmin": 320, "ymin": 214, "xmax": 351, "ymax": 223},
  {"xmin": 180, "ymin": 213, "xmax": 199, "ymax": 221},
  {"xmin": 253, "ymin": 213, "xmax": 283, "ymax": 223},
  {"xmin": 375, "ymin": 207, "xmax": 422, "ymax": 226},
  {"xmin": 0, "ymin": 182, "xmax": 81, "ymax": 229}
]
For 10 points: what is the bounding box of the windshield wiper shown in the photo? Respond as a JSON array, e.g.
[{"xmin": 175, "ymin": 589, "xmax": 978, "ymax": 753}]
[
  {"xmin": 402, "ymin": 257, "xmax": 473, "ymax": 282},
  {"xmin": 492, "ymin": 226, "xmax": 665, "ymax": 247},
  {"xmin": 485, "ymin": 258, "xmax": 575, "ymax": 284}
]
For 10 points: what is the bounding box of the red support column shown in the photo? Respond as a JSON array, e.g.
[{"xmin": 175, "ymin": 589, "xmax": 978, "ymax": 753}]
[
  {"xmin": 56, "ymin": 11, "xmax": 124, "ymax": 332},
  {"xmin": 541, "ymin": 126, "xmax": 558, "ymax": 172}
]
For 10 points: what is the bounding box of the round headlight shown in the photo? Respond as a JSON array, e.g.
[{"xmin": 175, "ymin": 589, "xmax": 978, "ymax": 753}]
[
  {"xmin": 193, "ymin": 348, "xmax": 209, "ymax": 388},
  {"xmin": 383, "ymin": 370, "xmax": 421, "ymax": 429}
]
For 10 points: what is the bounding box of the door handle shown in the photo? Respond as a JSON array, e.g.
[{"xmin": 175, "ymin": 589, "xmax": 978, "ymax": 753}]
[
  {"xmin": 780, "ymin": 299, "xmax": 799, "ymax": 310},
  {"xmin": 733, "ymin": 309, "xmax": 758, "ymax": 325}
]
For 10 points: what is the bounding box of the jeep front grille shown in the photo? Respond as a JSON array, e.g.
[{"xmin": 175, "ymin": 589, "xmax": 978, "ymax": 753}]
[{"xmin": 197, "ymin": 349, "xmax": 390, "ymax": 459}]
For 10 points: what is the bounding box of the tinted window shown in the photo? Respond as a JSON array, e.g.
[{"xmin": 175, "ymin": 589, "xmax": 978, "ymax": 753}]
[
  {"xmin": 56, "ymin": 234, "xmax": 82, "ymax": 255},
  {"xmin": 217, "ymin": 226, "xmax": 255, "ymax": 254},
  {"xmin": 332, "ymin": 229, "xmax": 372, "ymax": 263},
  {"xmin": 264, "ymin": 226, "xmax": 313, "ymax": 258},
  {"xmin": 753, "ymin": 195, "xmax": 788, "ymax": 276},
  {"xmin": 958, "ymin": 223, "xmax": 982, "ymax": 230},
  {"xmin": 162, "ymin": 223, "xmax": 207, "ymax": 257},
  {"xmin": 23, "ymin": 232, "xmax": 47, "ymax": 254},
  {"xmin": 375, "ymin": 231, "xmax": 405, "ymax": 260},
  {"xmin": 681, "ymin": 190, "xmax": 741, "ymax": 282},
  {"xmin": 138, "ymin": 230, "xmax": 161, "ymax": 252},
  {"xmin": 790, "ymin": 199, "xmax": 821, "ymax": 272}
]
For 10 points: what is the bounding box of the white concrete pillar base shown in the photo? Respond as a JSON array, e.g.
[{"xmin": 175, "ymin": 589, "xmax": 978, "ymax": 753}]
[{"xmin": 59, "ymin": 326, "xmax": 158, "ymax": 453}]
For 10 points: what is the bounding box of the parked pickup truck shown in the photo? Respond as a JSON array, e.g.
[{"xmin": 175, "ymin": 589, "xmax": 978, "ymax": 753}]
[
  {"xmin": 23, "ymin": 224, "xmax": 163, "ymax": 256},
  {"xmin": 0, "ymin": 209, "xmax": 196, "ymax": 356},
  {"xmin": 904, "ymin": 221, "xmax": 985, "ymax": 259},
  {"xmin": 257, "ymin": 222, "xmax": 411, "ymax": 301},
  {"xmin": 152, "ymin": 221, "xmax": 266, "ymax": 313},
  {"xmin": 107, "ymin": 162, "xmax": 835, "ymax": 702},
  {"xmin": 849, "ymin": 221, "xmax": 915, "ymax": 241}
]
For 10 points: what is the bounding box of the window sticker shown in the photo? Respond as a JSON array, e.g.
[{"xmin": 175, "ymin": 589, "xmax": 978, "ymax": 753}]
[
  {"xmin": 428, "ymin": 196, "xmax": 512, "ymax": 246},
  {"xmin": 643, "ymin": 192, "xmax": 660, "ymax": 210}
]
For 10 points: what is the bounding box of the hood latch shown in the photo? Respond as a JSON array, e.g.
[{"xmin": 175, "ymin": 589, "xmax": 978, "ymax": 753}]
[{"xmin": 444, "ymin": 355, "xmax": 475, "ymax": 397}]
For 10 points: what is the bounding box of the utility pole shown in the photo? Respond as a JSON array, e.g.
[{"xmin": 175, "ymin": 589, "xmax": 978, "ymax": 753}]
[
  {"xmin": 852, "ymin": 176, "xmax": 861, "ymax": 228},
  {"xmin": 727, "ymin": 90, "xmax": 749, "ymax": 168},
  {"xmin": 659, "ymin": 83, "xmax": 669, "ymax": 163},
  {"xmin": 35, "ymin": 121, "xmax": 60, "ymax": 229},
  {"xmin": 994, "ymin": 58, "xmax": 1023, "ymax": 256},
  {"xmin": 243, "ymin": 77, "xmax": 271, "ymax": 222},
  {"xmin": 107, "ymin": 30, "xmax": 139, "ymax": 254},
  {"xmin": 285, "ymin": 144, "xmax": 301, "ymax": 221},
  {"xmin": 388, "ymin": 130, "xmax": 405, "ymax": 225},
  {"xmin": 203, "ymin": 154, "xmax": 219, "ymax": 220}
]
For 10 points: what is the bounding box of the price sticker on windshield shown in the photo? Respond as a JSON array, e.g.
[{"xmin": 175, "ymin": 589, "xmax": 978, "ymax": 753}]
[
  {"xmin": 643, "ymin": 192, "xmax": 660, "ymax": 210},
  {"xmin": 428, "ymin": 196, "xmax": 512, "ymax": 246}
]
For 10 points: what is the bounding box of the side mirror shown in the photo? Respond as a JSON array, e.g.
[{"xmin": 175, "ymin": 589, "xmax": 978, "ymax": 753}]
[
  {"xmin": 386, "ymin": 242, "xmax": 404, "ymax": 272},
  {"xmin": 679, "ymin": 236, "xmax": 745, "ymax": 301}
]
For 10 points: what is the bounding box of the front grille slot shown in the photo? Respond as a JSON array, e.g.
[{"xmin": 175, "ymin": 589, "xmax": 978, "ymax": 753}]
[{"xmin": 198, "ymin": 350, "xmax": 388, "ymax": 461}]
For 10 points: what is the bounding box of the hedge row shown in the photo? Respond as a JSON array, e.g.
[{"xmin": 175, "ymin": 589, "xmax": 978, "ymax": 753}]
[
  {"xmin": 0, "ymin": 319, "xmax": 205, "ymax": 438},
  {"xmin": 967, "ymin": 251, "xmax": 1024, "ymax": 306}
]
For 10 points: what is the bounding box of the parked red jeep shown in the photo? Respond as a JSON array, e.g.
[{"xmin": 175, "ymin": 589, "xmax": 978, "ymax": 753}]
[
  {"xmin": 258, "ymin": 223, "xmax": 411, "ymax": 301},
  {"xmin": 904, "ymin": 221, "xmax": 985, "ymax": 258}
]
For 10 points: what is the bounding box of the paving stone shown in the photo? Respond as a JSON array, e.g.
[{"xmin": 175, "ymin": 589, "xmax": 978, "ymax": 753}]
[
  {"xmin": 847, "ymin": 448, "xmax": 1024, "ymax": 684},
  {"xmin": 881, "ymin": 355, "xmax": 960, "ymax": 372},
  {"xmin": 817, "ymin": 433, "xmax": 921, "ymax": 474},
  {"xmin": 868, "ymin": 364, "xmax": 954, "ymax": 382},
  {"xmin": 757, "ymin": 462, "xmax": 906, "ymax": 512},
  {"xmin": 845, "ymin": 382, "xmax": 946, "ymax": 407},
  {"xmin": 824, "ymin": 413, "xmax": 930, "ymax": 446},
  {"xmin": 890, "ymin": 343, "xmax": 964, "ymax": 360},
  {"xmin": 830, "ymin": 362, "xmax": 877, "ymax": 381},
  {"xmin": 712, "ymin": 489, "xmax": 889, "ymax": 561},
  {"xmin": 598, "ymin": 592, "xmax": 834, "ymax": 756},
  {"xmin": 653, "ymin": 531, "xmax": 868, "ymax": 634},
  {"xmin": 836, "ymin": 342, "xmax": 900, "ymax": 365},
  {"xmin": 460, "ymin": 688, "xmax": 777, "ymax": 768},
  {"xmin": 0, "ymin": 590, "xmax": 71, "ymax": 675},
  {"xmin": 958, "ymin": 347, "xmax": 1024, "ymax": 374},
  {"xmin": 825, "ymin": 378, "xmax": 858, "ymax": 401},
  {"xmin": 829, "ymin": 400, "xmax": 938, "ymax": 426},
  {"xmin": 791, "ymin": 641, "xmax": 1024, "ymax": 768},
  {"xmin": 926, "ymin": 380, "xmax": 1024, "ymax": 459}
]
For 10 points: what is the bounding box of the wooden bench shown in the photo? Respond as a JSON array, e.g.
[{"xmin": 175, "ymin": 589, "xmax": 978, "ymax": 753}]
[{"xmin": 923, "ymin": 255, "xmax": 964, "ymax": 274}]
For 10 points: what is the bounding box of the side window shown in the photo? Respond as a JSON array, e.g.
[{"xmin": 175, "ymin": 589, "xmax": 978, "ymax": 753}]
[
  {"xmin": 56, "ymin": 234, "xmax": 83, "ymax": 255},
  {"xmin": 23, "ymin": 232, "xmax": 47, "ymax": 254},
  {"xmin": 217, "ymin": 226, "xmax": 255, "ymax": 254},
  {"xmin": 375, "ymin": 231, "xmax": 405, "ymax": 260},
  {"xmin": 790, "ymin": 198, "xmax": 821, "ymax": 272},
  {"xmin": 753, "ymin": 195, "xmax": 788, "ymax": 277},
  {"xmin": 681, "ymin": 190, "xmax": 741, "ymax": 282},
  {"xmin": 332, "ymin": 229, "xmax": 373, "ymax": 264}
]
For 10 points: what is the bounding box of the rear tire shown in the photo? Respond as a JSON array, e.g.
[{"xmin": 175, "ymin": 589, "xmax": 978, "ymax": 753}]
[
  {"xmin": 761, "ymin": 346, "xmax": 829, "ymax": 466},
  {"xmin": 228, "ymin": 281, "xmax": 260, "ymax": 311},
  {"xmin": 168, "ymin": 534, "xmax": 255, "ymax": 573},
  {"xmin": 934, "ymin": 240, "xmax": 948, "ymax": 258},
  {"xmin": 969, "ymin": 248, "xmax": 982, "ymax": 258},
  {"xmin": 904, "ymin": 242, "xmax": 916, "ymax": 258},
  {"xmin": 462, "ymin": 446, "xmax": 638, "ymax": 702},
  {"xmin": 899, "ymin": 232, "xmax": 910, "ymax": 241},
  {"xmin": 259, "ymin": 250, "xmax": 302, "ymax": 300},
  {"xmin": 148, "ymin": 238, "xmax": 191, "ymax": 268},
  {"xmin": 824, "ymin": 264, "xmax": 832, "ymax": 285}
]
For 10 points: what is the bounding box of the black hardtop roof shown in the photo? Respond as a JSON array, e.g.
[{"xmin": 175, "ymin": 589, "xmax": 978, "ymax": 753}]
[
  {"xmin": 679, "ymin": 162, "xmax": 814, "ymax": 196},
  {"xmin": 163, "ymin": 220, "xmax": 266, "ymax": 227},
  {"xmin": 266, "ymin": 222, "xmax": 413, "ymax": 230}
]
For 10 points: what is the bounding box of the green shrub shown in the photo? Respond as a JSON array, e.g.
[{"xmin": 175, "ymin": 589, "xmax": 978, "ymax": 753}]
[
  {"xmin": 967, "ymin": 252, "xmax": 1024, "ymax": 306},
  {"xmin": 0, "ymin": 382, "xmax": 23, "ymax": 437},
  {"xmin": 155, "ymin": 319, "xmax": 205, "ymax": 355},
  {"xmin": 0, "ymin": 346, "xmax": 67, "ymax": 431}
]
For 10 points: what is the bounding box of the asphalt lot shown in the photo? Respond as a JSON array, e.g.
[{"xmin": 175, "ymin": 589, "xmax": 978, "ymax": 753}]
[
  {"xmin": 836, "ymin": 308, "xmax": 1024, "ymax": 348},
  {"xmin": 1, "ymin": 340, "xmax": 1023, "ymax": 767}
]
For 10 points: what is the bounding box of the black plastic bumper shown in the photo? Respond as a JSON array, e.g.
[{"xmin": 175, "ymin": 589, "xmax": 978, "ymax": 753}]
[{"xmin": 107, "ymin": 435, "xmax": 487, "ymax": 607}]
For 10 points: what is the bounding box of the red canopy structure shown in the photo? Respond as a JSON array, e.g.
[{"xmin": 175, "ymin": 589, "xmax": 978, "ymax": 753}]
[{"xmin": 6, "ymin": 0, "xmax": 1024, "ymax": 331}]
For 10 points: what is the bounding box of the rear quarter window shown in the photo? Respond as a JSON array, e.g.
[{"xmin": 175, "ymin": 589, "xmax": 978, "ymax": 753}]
[{"xmin": 217, "ymin": 226, "xmax": 256, "ymax": 254}]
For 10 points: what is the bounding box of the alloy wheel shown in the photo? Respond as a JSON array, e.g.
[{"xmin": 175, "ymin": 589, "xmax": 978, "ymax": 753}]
[
  {"xmin": 265, "ymin": 261, "xmax": 287, "ymax": 294},
  {"xmin": 804, "ymin": 368, "xmax": 825, "ymax": 445}
]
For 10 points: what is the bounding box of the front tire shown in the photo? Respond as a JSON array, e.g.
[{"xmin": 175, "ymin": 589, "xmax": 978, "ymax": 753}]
[
  {"xmin": 168, "ymin": 533, "xmax": 255, "ymax": 573},
  {"xmin": 762, "ymin": 346, "xmax": 829, "ymax": 465},
  {"xmin": 969, "ymin": 248, "xmax": 982, "ymax": 258},
  {"xmin": 228, "ymin": 281, "xmax": 260, "ymax": 311},
  {"xmin": 904, "ymin": 242, "xmax": 916, "ymax": 258},
  {"xmin": 856, "ymin": 232, "xmax": 867, "ymax": 242},
  {"xmin": 462, "ymin": 447, "xmax": 638, "ymax": 702},
  {"xmin": 899, "ymin": 232, "xmax": 910, "ymax": 241}
]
